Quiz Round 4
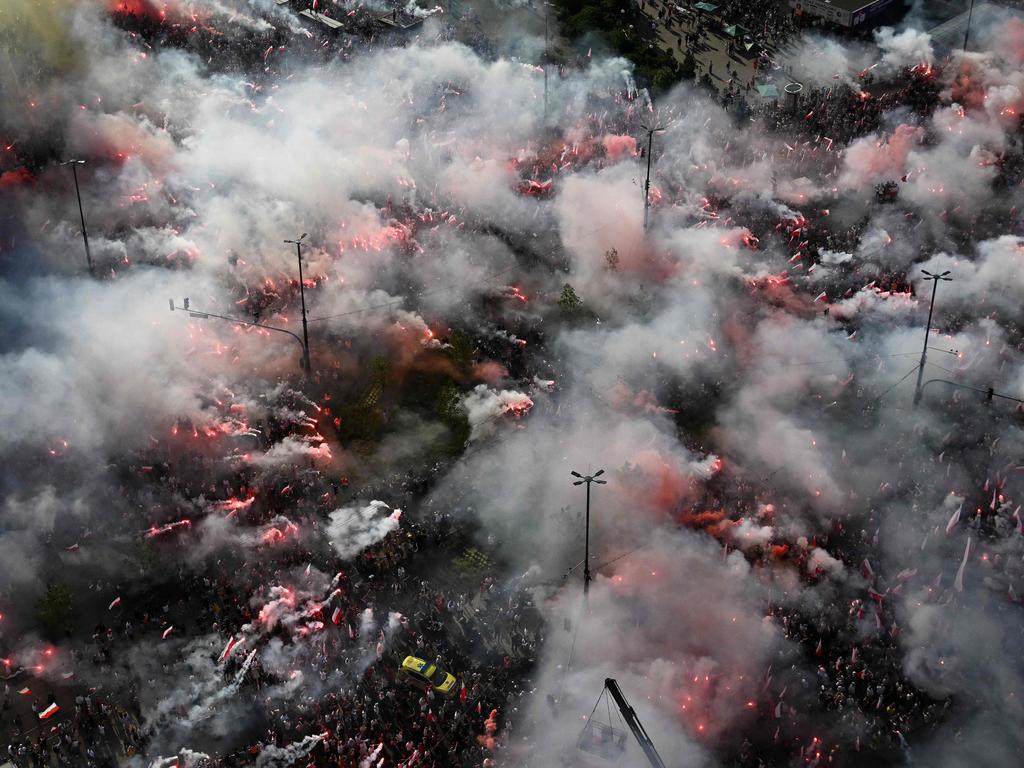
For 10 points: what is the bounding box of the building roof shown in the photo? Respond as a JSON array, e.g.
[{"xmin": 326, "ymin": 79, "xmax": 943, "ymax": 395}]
[
  {"xmin": 298, "ymin": 9, "xmax": 345, "ymax": 30},
  {"xmin": 929, "ymin": 2, "xmax": 1024, "ymax": 52},
  {"xmin": 377, "ymin": 9, "xmax": 427, "ymax": 30},
  {"xmin": 796, "ymin": 0, "xmax": 886, "ymax": 12}
]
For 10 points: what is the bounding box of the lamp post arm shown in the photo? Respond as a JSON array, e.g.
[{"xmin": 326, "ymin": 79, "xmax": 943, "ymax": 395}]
[
  {"xmin": 171, "ymin": 304, "xmax": 307, "ymax": 354},
  {"xmin": 920, "ymin": 378, "xmax": 1024, "ymax": 405}
]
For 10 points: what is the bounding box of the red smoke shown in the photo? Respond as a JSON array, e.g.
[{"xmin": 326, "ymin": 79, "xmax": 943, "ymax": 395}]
[
  {"xmin": 109, "ymin": 0, "xmax": 167, "ymax": 22},
  {"xmin": 0, "ymin": 168, "xmax": 33, "ymax": 189}
]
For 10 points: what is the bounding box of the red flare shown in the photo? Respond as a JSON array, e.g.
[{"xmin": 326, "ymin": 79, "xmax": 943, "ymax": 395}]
[{"xmin": 145, "ymin": 519, "xmax": 191, "ymax": 538}]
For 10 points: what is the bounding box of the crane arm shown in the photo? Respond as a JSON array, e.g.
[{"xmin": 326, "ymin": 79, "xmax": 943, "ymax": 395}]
[{"xmin": 603, "ymin": 678, "xmax": 668, "ymax": 768}]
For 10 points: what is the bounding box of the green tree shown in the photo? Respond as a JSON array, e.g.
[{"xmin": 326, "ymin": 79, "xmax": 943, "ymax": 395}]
[
  {"xmin": 447, "ymin": 330, "xmax": 474, "ymax": 370},
  {"xmin": 340, "ymin": 357, "xmax": 390, "ymax": 441},
  {"xmin": 558, "ymin": 283, "xmax": 582, "ymax": 311},
  {"xmin": 680, "ymin": 51, "xmax": 696, "ymax": 81},
  {"xmin": 35, "ymin": 583, "xmax": 73, "ymax": 638},
  {"xmin": 435, "ymin": 380, "xmax": 470, "ymax": 454},
  {"xmin": 652, "ymin": 66, "xmax": 677, "ymax": 93},
  {"xmin": 435, "ymin": 380, "xmax": 465, "ymax": 422}
]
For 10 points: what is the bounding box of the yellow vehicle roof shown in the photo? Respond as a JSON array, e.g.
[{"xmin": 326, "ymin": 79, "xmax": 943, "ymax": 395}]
[{"xmin": 401, "ymin": 655, "xmax": 433, "ymax": 674}]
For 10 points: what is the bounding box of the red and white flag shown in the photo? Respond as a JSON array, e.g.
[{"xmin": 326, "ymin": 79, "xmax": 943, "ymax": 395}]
[
  {"xmin": 954, "ymin": 537, "xmax": 972, "ymax": 592},
  {"xmin": 109, "ymin": 597, "xmax": 121, "ymax": 610},
  {"xmin": 162, "ymin": 626, "xmax": 174, "ymax": 640},
  {"xmin": 945, "ymin": 503, "xmax": 962, "ymax": 534},
  {"xmin": 39, "ymin": 703, "xmax": 60, "ymax": 720},
  {"xmin": 331, "ymin": 607, "xmax": 343, "ymax": 625},
  {"xmin": 219, "ymin": 636, "xmax": 238, "ymax": 663},
  {"xmin": 18, "ymin": 687, "xmax": 31, "ymax": 695}
]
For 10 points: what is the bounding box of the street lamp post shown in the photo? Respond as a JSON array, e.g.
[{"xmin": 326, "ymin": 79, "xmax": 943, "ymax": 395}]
[
  {"xmin": 284, "ymin": 233, "xmax": 312, "ymax": 375},
  {"xmin": 543, "ymin": 1, "xmax": 554, "ymax": 120},
  {"xmin": 963, "ymin": 0, "xmax": 976, "ymax": 52},
  {"xmin": 913, "ymin": 269, "xmax": 952, "ymax": 407},
  {"xmin": 524, "ymin": 1, "xmax": 556, "ymax": 120},
  {"xmin": 571, "ymin": 469, "xmax": 606, "ymax": 595},
  {"xmin": 640, "ymin": 125, "xmax": 665, "ymax": 231},
  {"xmin": 61, "ymin": 159, "xmax": 94, "ymax": 276}
]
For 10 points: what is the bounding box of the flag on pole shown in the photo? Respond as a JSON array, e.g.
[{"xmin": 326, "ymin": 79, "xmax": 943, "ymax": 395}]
[
  {"xmin": 109, "ymin": 597, "xmax": 121, "ymax": 610},
  {"xmin": 861, "ymin": 558, "xmax": 875, "ymax": 580},
  {"xmin": 945, "ymin": 503, "xmax": 962, "ymax": 534},
  {"xmin": 219, "ymin": 636, "xmax": 238, "ymax": 663},
  {"xmin": 954, "ymin": 537, "xmax": 972, "ymax": 592},
  {"xmin": 39, "ymin": 703, "xmax": 60, "ymax": 719}
]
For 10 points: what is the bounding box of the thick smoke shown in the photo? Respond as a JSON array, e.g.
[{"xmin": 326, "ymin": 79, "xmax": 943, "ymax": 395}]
[
  {"xmin": 2, "ymin": 1, "xmax": 1024, "ymax": 766},
  {"xmin": 326, "ymin": 500, "xmax": 402, "ymax": 559}
]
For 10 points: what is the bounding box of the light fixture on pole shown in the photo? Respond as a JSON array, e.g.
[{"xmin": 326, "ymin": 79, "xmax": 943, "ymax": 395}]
[{"xmin": 571, "ymin": 469, "xmax": 606, "ymax": 595}]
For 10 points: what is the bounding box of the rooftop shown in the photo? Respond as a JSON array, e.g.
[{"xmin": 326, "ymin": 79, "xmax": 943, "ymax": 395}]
[{"xmin": 929, "ymin": 2, "xmax": 1024, "ymax": 52}]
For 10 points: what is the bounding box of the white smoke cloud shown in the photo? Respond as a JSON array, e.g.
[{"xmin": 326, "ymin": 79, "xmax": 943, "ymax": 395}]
[
  {"xmin": 325, "ymin": 500, "xmax": 402, "ymax": 559},
  {"xmin": 461, "ymin": 384, "xmax": 534, "ymax": 440},
  {"xmin": 874, "ymin": 27, "xmax": 934, "ymax": 71},
  {"xmin": 255, "ymin": 735, "xmax": 323, "ymax": 767},
  {"xmin": 3, "ymin": 2, "xmax": 1024, "ymax": 765}
]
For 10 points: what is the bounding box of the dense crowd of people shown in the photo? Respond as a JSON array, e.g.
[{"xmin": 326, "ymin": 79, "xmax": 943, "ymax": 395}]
[
  {"xmin": 754, "ymin": 67, "xmax": 942, "ymax": 145},
  {"xmin": 5, "ymin": 2, "xmax": 1023, "ymax": 767},
  {"xmin": 642, "ymin": 0, "xmax": 799, "ymax": 54},
  {"xmin": 0, "ymin": 367, "xmax": 544, "ymax": 768},
  {"xmin": 4, "ymin": 692, "xmax": 138, "ymax": 768}
]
